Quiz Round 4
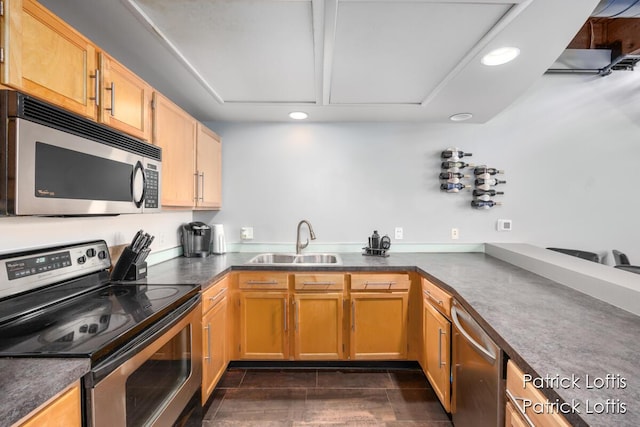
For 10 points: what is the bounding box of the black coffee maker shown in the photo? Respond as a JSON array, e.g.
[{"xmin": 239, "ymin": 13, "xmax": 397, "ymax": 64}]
[{"xmin": 180, "ymin": 222, "xmax": 212, "ymax": 257}]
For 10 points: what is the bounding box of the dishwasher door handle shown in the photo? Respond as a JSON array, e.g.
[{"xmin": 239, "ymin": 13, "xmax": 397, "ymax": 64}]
[{"xmin": 451, "ymin": 305, "xmax": 497, "ymax": 364}]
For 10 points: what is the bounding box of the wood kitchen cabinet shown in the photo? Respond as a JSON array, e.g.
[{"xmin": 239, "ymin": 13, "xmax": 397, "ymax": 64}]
[
  {"xmin": 152, "ymin": 92, "xmax": 222, "ymax": 209},
  {"xmin": 201, "ymin": 277, "xmax": 229, "ymax": 405},
  {"xmin": 292, "ymin": 273, "xmax": 346, "ymax": 360},
  {"xmin": 422, "ymin": 278, "xmax": 452, "ymax": 412},
  {"xmin": 239, "ymin": 291, "xmax": 289, "ymax": 359},
  {"xmin": 195, "ymin": 123, "xmax": 222, "ymax": 209},
  {"xmin": 98, "ymin": 52, "xmax": 152, "ymax": 141},
  {"xmin": 506, "ymin": 360, "xmax": 571, "ymax": 427},
  {"xmin": 1, "ymin": 0, "xmax": 98, "ymax": 119},
  {"xmin": 152, "ymin": 91, "xmax": 197, "ymax": 207},
  {"xmin": 349, "ymin": 273, "xmax": 410, "ymax": 360},
  {"xmin": 423, "ymin": 294, "xmax": 451, "ymax": 411},
  {"xmin": 15, "ymin": 381, "xmax": 81, "ymax": 427},
  {"xmin": 237, "ymin": 272, "xmax": 290, "ymax": 360}
]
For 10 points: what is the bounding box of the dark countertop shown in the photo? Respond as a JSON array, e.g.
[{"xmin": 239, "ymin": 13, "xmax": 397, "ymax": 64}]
[
  {"xmin": 0, "ymin": 358, "xmax": 90, "ymax": 426},
  {"xmin": 146, "ymin": 251, "xmax": 640, "ymax": 427},
  {"xmin": 3, "ymin": 251, "xmax": 638, "ymax": 426}
]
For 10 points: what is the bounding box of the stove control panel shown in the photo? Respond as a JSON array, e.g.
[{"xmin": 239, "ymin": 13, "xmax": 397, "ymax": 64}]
[
  {"xmin": 5, "ymin": 250, "xmax": 72, "ymax": 280},
  {"xmin": 0, "ymin": 240, "xmax": 112, "ymax": 300}
]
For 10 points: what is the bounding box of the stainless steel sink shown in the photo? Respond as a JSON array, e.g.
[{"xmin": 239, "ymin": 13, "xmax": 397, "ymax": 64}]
[
  {"xmin": 247, "ymin": 253, "xmax": 342, "ymax": 265},
  {"xmin": 295, "ymin": 254, "xmax": 341, "ymax": 264},
  {"xmin": 246, "ymin": 253, "xmax": 298, "ymax": 264}
]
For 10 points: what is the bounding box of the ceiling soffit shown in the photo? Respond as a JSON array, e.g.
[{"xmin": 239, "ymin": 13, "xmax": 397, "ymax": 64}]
[
  {"xmin": 129, "ymin": 0, "xmax": 519, "ymax": 107},
  {"xmin": 39, "ymin": 0, "xmax": 603, "ymax": 122}
]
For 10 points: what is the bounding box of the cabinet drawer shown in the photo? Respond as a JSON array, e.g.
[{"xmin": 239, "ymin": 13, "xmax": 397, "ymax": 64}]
[
  {"xmin": 422, "ymin": 278, "xmax": 452, "ymax": 318},
  {"xmin": 350, "ymin": 273, "xmax": 410, "ymax": 291},
  {"xmin": 294, "ymin": 274, "xmax": 345, "ymax": 291},
  {"xmin": 506, "ymin": 360, "xmax": 571, "ymax": 427},
  {"xmin": 505, "ymin": 401, "xmax": 529, "ymax": 427},
  {"xmin": 238, "ymin": 272, "xmax": 288, "ymax": 290},
  {"xmin": 202, "ymin": 275, "xmax": 229, "ymax": 314}
]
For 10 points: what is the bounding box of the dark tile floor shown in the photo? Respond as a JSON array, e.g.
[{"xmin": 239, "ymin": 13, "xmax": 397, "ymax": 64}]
[{"xmin": 200, "ymin": 368, "xmax": 453, "ymax": 426}]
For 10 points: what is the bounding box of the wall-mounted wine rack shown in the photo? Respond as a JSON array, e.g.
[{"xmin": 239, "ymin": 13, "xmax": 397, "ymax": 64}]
[{"xmin": 439, "ymin": 147, "xmax": 505, "ymax": 209}]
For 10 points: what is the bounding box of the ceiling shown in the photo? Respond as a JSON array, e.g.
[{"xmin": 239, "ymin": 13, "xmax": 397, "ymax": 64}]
[{"xmin": 39, "ymin": 0, "xmax": 601, "ymax": 123}]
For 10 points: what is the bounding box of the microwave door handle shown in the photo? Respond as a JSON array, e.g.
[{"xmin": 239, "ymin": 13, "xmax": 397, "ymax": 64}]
[{"xmin": 132, "ymin": 161, "xmax": 146, "ymax": 208}]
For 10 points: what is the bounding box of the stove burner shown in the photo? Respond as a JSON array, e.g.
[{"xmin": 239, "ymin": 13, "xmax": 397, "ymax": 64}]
[{"xmin": 145, "ymin": 287, "xmax": 179, "ymax": 300}]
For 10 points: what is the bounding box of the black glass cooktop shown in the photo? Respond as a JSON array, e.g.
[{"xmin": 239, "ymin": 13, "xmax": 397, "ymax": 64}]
[{"xmin": 0, "ymin": 281, "xmax": 198, "ymax": 362}]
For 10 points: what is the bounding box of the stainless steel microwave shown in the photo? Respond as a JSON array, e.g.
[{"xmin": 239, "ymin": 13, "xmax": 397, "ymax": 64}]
[{"xmin": 0, "ymin": 90, "xmax": 161, "ymax": 215}]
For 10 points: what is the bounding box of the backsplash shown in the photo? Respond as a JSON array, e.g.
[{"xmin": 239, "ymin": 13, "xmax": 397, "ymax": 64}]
[{"xmin": 0, "ymin": 211, "xmax": 193, "ymax": 255}]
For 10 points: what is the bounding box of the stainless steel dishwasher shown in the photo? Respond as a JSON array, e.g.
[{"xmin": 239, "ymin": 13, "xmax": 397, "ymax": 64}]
[{"xmin": 451, "ymin": 299, "xmax": 504, "ymax": 427}]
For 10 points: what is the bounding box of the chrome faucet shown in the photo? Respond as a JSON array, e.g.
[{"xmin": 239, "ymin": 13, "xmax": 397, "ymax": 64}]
[{"xmin": 296, "ymin": 220, "xmax": 316, "ymax": 254}]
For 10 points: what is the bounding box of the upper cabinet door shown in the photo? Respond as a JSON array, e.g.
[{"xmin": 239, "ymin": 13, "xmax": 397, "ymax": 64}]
[
  {"xmin": 99, "ymin": 52, "xmax": 152, "ymax": 141},
  {"xmin": 152, "ymin": 91, "xmax": 197, "ymax": 207},
  {"xmin": 195, "ymin": 123, "xmax": 222, "ymax": 210},
  {"xmin": 1, "ymin": 0, "xmax": 98, "ymax": 120}
]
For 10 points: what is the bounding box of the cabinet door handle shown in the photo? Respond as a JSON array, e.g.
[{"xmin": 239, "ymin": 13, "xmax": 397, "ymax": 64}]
[
  {"xmin": 293, "ymin": 299, "xmax": 299, "ymax": 331},
  {"xmin": 208, "ymin": 288, "xmax": 227, "ymax": 305},
  {"xmin": 194, "ymin": 172, "xmax": 200, "ymax": 202},
  {"xmin": 105, "ymin": 82, "xmax": 115, "ymax": 116},
  {"xmin": 204, "ymin": 324, "xmax": 211, "ymax": 363},
  {"xmin": 302, "ymin": 281, "xmax": 335, "ymax": 286},
  {"xmin": 246, "ymin": 280, "xmax": 279, "ymax": 285},
  {"xmin": 200, "ymin": 172, "xmax": 205, "ymax": 201},
  {"xmin": 90, "ymin": 69, "xmax": 100, "ymax": 106},
  {"xmin": 505, "ymin": 389, "xmax": 536, "ymax": 427},
  {"xmin": 438, "ymin": 328, "xmax": 446, "ymax": 368},
  {"xmin": 424, "ymin": 290, "xmax": 444, "ymax": 306}
]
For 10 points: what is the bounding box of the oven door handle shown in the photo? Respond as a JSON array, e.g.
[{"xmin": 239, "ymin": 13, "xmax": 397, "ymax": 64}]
[{"xmin": 87, "ymin": 294, "xmax": 200, "ymax": 385}]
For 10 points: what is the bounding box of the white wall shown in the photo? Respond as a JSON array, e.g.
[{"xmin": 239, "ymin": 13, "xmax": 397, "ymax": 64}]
[
  {"xmin": 2, "ymin": 72, "xmax": 638, "ymax": 263},
  {"xmin": 197, "ymin": 72, "xmax": 640, "ymax": 264},
  {"xmin": 0, "ymin": 211, "xmax": 192, "ymax": 255}
]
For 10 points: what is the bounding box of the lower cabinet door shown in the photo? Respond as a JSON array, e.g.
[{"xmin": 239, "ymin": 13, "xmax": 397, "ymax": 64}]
[
  {"xmin": 18, "ymin": 381, "xmax": 81, "ymax": 427},
  {"xmin": 293, "ymin": 293, "xmax": 344, "ymax": 360},
  {"xmin": 239, "ymin": 292, "xmax": 289, "ymax": 360},
  {"xmin": 202, "ymin": 297, "xmax": 228, "ymax": 405},
  {"xmin": 424, "ymin": 300, "xmax": 451, "ymax": 412},
  {"xmin": 350, "ymin": 292, "xmax": 409, "ymax": 360}
]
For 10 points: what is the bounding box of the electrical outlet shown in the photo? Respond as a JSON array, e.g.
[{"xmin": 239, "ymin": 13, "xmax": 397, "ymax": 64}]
[
  {"xmin": 395, "ymin": 227, "xmax": 403, "ymax": 240},
  {"xmin": 451, "ymin": 228, "xmax": 459, "ymax": 240},
  {"xmin": 240, "ymin": 227, "xmax": 254, "ymax": 240}
]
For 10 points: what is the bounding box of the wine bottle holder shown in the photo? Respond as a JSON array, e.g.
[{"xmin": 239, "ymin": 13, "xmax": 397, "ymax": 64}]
[
  {"xmin": 471, "ymin": 165, "xmax": 505, "ymax": 209},
  {"xmin": 439, "ymin": 147, "xmax": 473, "ymax": 194},
  {"xmin": 438, "ymin": 149, "xmax": 505, "ymax": 209}
]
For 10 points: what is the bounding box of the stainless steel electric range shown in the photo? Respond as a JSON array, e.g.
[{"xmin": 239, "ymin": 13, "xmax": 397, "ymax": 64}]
[{"xmin": 0, "ymin": 240, "xmax": 202, "ymax": 427}]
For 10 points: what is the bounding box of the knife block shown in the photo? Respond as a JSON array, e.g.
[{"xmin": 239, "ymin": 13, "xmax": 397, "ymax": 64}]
[
  {"xmin": 111, "ymin": 247, "xmax": 147, "ymax": 281},
  {"xmin": 124, "ymin": 262, "xmax": 147, "ymax": 281}
]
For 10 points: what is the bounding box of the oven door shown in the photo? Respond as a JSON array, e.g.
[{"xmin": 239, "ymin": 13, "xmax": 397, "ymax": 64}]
[
  {"xmin": 12, "ymin": 118, "xmax": 160, "ymax": 215},
  {"xmin": 88, "ymin": 296, "xmax": 201, "ymax": 427}
]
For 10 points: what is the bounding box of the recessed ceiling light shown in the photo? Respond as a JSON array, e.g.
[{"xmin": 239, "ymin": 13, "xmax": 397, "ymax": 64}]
[
  {"xmin": 288, "ymin": 111, "xmax": 308, "ymax": 120},
  {"xmin": 481, "ymin": 47, "xmax": 520, "ymax": 66},
  {"xmin": 449, "ymin": 113, "xmax": 473, "ymax": 122}
]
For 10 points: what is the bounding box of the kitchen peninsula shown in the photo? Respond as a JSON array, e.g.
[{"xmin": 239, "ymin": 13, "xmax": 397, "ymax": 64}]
[
  {"xmin": 152, "ymin": 247, "xmax": 640, "ymax": 427},
  {"xmin": 7, "ymin": 245, "xmax": 637, "ymax": 427}
]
